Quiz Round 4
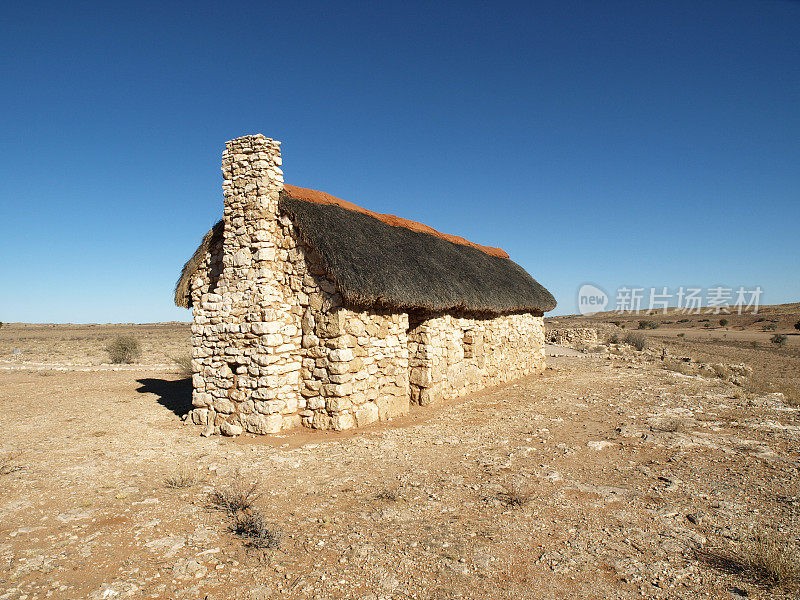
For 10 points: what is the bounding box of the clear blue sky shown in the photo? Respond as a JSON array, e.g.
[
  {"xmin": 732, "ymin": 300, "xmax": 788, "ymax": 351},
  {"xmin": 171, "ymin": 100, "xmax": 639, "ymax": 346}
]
[{"xmin": 2, "ymin": 0, "xmax": 798, "ymax": 322}]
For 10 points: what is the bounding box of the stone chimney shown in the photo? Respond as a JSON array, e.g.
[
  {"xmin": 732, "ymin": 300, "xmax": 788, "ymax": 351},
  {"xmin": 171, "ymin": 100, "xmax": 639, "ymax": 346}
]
[{"xmin": 219, "ymin": 134, "xmax": 284, "ymax": 317}]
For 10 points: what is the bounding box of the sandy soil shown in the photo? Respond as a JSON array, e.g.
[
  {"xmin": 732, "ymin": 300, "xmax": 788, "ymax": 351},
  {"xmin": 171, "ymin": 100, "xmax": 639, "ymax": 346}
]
[
  {"xmin": 1, "ymin": 324, "xmax": 799, "ymax": 600},
  {"xmin": 0, "ymin": 323, "xmax": 191, "ymax": 367}
]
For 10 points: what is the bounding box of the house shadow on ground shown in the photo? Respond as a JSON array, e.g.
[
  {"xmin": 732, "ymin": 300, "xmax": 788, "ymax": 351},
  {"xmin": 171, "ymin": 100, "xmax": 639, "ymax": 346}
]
[{"xmin": 136, "ymin": 378, "xmax": 193, "ymax": 417}]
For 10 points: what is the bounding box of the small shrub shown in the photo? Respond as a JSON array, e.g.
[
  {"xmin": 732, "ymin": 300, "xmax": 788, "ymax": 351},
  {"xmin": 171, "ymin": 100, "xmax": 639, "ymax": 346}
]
[
  {"xmin": 719, "ymin": 319, "xmax": 728, "ymax": 327},
  {"xmin": 105, "ymin": 336, "xmax": 141, "ymax": 364},
  {"xmin": 164, "ymin": 467, "xmax": 196, "ymax": 489},
  {"xmin": 744, "ymin": 525, "xmax": 800, "ymax": 589},
  {"xmin": 764, "ymin": 324, "xmax": 777, "ymax": 331},
  {"xmin": 209, "ymin": 479, "xmax": 261, "ymax": 514},
  {"xmin": 610, "ymin": 320, "xmax": 621, "ymax": 327},
  {"xmin": 771, "ymin": 334, "xmax": 788, "ymax": 347},
  {"xmin": 795, "ymin": 320, "xmax": 800, "ymax": 331},
  {"xmin": 750, "ymin": 340, "xmax": 758, "ymax": 348},
  {"xmin": 624, "ymin": 331, "xmax": 647, "ymax": 351},
  {"xmin": 677, "ymin": 333, "xmax": 685, "ymax": 338},
  {"xmin": 231, "ymin": 509, "xmax": 282, "ymax": 549},
  {"xmin": 638, "ymin": 320, "xmax": 659, "ymax": 330},
  {"xmin": 169, "ymin": 354, "xmax": 193, "ymax": 378},
  {"xmin": 678, "ymin": 318, "xmax": 690, "ymax": 323}
]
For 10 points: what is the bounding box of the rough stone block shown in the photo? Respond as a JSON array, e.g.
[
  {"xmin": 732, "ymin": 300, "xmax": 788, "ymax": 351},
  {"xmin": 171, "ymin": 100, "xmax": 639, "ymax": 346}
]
[
  {"xmin": 355, "ymin": 402, "xmax": 379, "ymax": 427},
  {"xmin": 323, "ymin": 382, "xmax": 353, "ymax": 397},
  {"xmin": 326, "ymin": 397, "xmax": 352, "ymax": 412},
  {"xmin": 331, "ymin": 413, "xmax": 356, "ymax": 431},
  {"xmin": 213, "ymin": 398, "xmax": 236, "ymax": 414},
  {"xmin": 329, "ymin": 348, "xmax": 354, "ymax": 362},
  {"xmin": 244, "ymin": 413, "xmax": 283, "ymax": 434}
]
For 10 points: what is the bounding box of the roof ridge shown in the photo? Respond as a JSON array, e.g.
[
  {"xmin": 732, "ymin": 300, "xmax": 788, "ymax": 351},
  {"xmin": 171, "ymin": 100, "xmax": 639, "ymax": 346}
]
[{"xmin": 282, "ymin": 184, "xmax": 510, "ymax": 259}]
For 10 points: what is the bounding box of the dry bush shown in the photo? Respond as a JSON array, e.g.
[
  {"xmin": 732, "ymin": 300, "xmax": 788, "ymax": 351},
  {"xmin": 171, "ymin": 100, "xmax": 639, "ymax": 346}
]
[
  {"xmin": 169, "ymin": 354, "xmax": 193, "ymax": 378},
  {"xmin": 499, "ymin": 479, "xmax": 534, "ymax": 508},
  {"xmin": 606, "ymin": 332, "xmax": 621, "ymax": 345},
  {"xmin": 164, "ymin": 467, "xmax": 196, "ymax": 489},
  {"xmin": 624, "ymin": 331, "xmax": 647, "ymax": 351},
  {"xmin": 231, "ymin": 509, "xmax": 282, "ymax": 549},
  {"xmin": 209, "ymin": 479, "xmax": 261, "ymax": 514},
  {"xmin": 771, "ymin": 334, "xmax": 788, "ymax": 347},
  {"xmin": 105, "ymin": 336, "xmax": 141, "ymax": 364},
  {"xmin": 663, "ymin": 358, "xmax": 694, "ymax": 376}
]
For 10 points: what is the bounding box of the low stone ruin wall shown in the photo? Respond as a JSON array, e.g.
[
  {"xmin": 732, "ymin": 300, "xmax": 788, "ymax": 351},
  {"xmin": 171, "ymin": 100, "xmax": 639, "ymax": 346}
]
[{"xmin": 546, "ymin": 327, "xmax": 599, "ymax": 347}]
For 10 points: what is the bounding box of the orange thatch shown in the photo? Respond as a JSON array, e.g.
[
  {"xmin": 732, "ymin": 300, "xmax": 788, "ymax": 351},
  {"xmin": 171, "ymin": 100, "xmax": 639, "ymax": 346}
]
[{"xmin": 282, "ymin": 184, "xmax": 510, "ymax": 259}]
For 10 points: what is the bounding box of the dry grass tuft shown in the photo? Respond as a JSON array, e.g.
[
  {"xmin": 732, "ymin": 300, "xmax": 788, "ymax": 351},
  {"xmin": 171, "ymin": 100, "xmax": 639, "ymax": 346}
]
[
  {"xmin": 744, "ymin": 526, "xmax": 800, "ymax": 588},
  {"xmin": 168, "ymin": 354, "xmax": 193, "ymax": 378},
  {"xmin": 499, "ymin": 479, "xmax": 534, "ymax": 508},
  {"xmin": 164, "ymin": 467, "xmax": 197, "ymax": 489},
  {"xmin": 230, "ymin": 509, "xmax": 282, "ymax": 549},
  {"xmin": 696, "ymin": 525, "xmax": 800, "ymax": 591},
  {"xmin": 0, "ymin": 454, "xmax": 23, "ymax": 476},
  {"xmin": 649, "ymin": 416, "xmax": 684, "ymax": 433},
  {"xmin": 711, "ymin": 363, "xmax": 733, "ymax": 380},
  {"xmin": 744, "ymin": 374, "xmax": 800, "ymax": 407},
  {"xmin": 209, "ymin": 479, "xmax": 261, "ymax": 514},
  {"xmin": 375, "ymin": 487, "xmax": 401, "ymax": 502},
  {"xmin": 663, "ymin": 358, "xmax": 694, "ymax": 376}
]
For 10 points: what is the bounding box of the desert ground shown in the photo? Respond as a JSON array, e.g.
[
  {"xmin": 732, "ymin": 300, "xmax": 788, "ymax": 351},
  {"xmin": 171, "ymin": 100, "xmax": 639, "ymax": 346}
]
[{"xmin": 1, "ymin": 309, "xmax": 799, "ymax": 600}]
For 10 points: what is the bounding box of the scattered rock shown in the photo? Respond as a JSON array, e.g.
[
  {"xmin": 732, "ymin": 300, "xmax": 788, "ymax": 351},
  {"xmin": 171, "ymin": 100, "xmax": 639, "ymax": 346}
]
[{"xmin": 587, "ymin": 440, "xmax": 614, "ymax": 451}]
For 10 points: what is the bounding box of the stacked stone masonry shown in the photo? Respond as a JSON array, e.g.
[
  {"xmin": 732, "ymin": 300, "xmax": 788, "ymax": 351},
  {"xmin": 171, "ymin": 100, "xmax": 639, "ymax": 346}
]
[{"xmin": 187, "ymin": 135, "xmax": 546, "ymax": 436}]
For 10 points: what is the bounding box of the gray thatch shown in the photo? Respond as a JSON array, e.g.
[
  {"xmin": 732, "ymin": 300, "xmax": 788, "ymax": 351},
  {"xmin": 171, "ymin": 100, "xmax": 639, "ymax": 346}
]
[
  {"xmin": 175, "ymin": 196, "xmax": 556, "ymax": 315},
  {"xmin": 174, "ymin": 220, "xmax": 223, "ymax": 309},
  {"xmin": 279, "ymin": 193, "xmax": 556, "ymax": 315}
]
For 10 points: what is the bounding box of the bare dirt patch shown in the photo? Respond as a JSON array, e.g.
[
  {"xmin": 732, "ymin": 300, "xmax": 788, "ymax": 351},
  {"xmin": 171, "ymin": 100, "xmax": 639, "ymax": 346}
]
[{"xmin": 1, "ymin": 323, "xmax": 799, "ymax": 599}]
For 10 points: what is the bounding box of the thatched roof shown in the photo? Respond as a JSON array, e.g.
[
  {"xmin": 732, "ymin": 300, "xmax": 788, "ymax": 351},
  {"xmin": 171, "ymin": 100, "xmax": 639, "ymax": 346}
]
[
  {"xmin": 175, "ymin": 186, "xmax": 556, "ymax": 315},
  {"xmin": 174, "ymin": 220, "xmax": 223, "ymax": 309},
  {"xmin": 282, "ymin": 184, "xmax": 510, "ymax": 258}
]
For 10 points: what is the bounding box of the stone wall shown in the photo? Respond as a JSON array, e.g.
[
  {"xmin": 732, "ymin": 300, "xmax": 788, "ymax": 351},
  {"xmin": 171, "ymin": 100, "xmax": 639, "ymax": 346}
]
[
  {"xmin": 409, "ymin": 313, "xmax": 545, "ymax": 406},
  {"xmin": 546, "ymin": 327, "xmax": 599, "ymax": 347},
  {"xmin": 186, "ymin": 134, "xmax": 547, "ymax": 436}
]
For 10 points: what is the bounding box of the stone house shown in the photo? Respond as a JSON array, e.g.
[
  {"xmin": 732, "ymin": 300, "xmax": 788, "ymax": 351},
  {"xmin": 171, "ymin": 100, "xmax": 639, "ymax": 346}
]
[{"xmin": 175, "ymin": 134, "xmax": 556, "ymax": 436}]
